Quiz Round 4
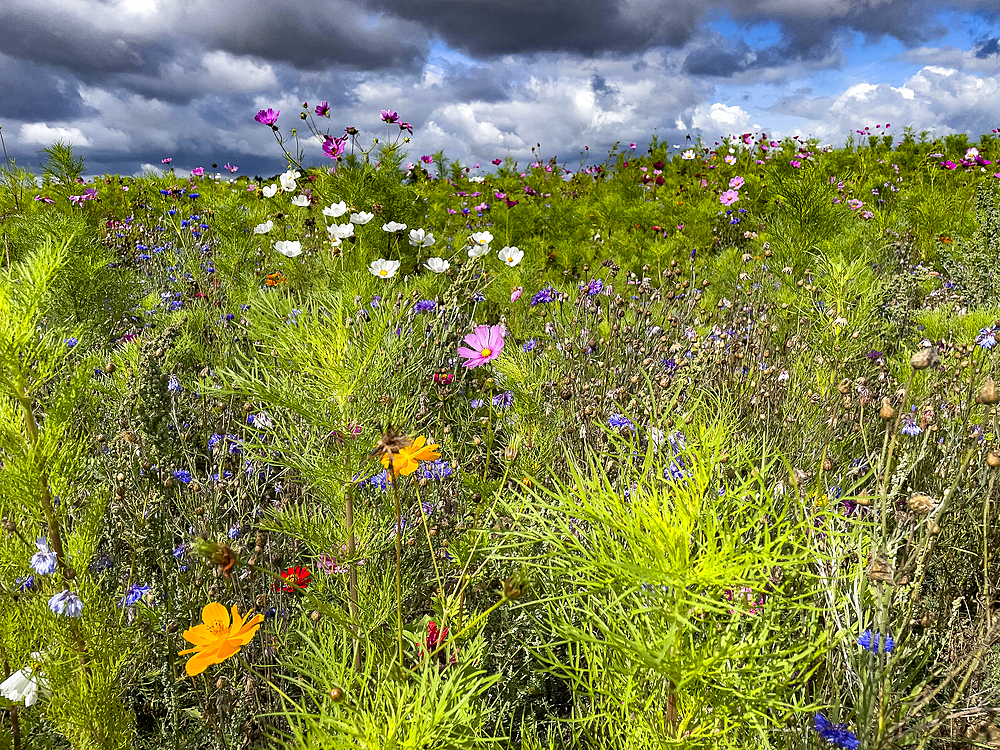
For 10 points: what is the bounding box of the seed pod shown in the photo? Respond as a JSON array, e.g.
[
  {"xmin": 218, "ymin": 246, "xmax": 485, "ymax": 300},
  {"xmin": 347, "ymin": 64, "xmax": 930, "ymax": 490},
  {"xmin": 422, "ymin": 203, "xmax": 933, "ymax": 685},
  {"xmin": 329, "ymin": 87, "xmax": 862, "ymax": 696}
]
[
  {"xmin": 866, "ymin": 554, "xmax": 894, "ymax": 584},
  {"xmin": 837, "ymin": 379, "xmax": 851, "ymax": 394},
  {"xmin": 988, "ymin": 452, "xmax": 1000, "ymax": 468},
  {"xmin": 910, "ymin": 347, "xmax": 939, "ymax": 370},
  {"xmin": 879, "ymin": 397, "xmax": 895, "ymax": 420},
  {"xmin": 976, "ymin": 377, "xmax": 999, "ymax": 405},
  {"xmin": 329, "ymin": 687, "xmax": 345, "ymax": 702},
  {"xmin": 907, "ymin": 492, "xmax": 938, "ymax": 514}
]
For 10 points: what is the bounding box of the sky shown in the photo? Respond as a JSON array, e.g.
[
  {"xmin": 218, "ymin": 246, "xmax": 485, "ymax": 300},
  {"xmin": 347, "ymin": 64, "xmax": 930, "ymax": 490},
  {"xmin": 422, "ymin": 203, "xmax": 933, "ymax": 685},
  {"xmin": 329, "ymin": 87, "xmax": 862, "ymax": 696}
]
[{"xmin": 1, "ymin": 0, "xmax": 999, "ymax": 178}]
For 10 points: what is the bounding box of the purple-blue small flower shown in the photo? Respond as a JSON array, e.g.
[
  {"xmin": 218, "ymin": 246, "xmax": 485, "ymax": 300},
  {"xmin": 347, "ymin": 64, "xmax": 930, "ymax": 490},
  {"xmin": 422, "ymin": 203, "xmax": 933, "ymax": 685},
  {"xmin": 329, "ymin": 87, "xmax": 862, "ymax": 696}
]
[
  {"xmin": 522, "ymin": 338, "xmax": 537, "ymax": 352},
  {"xmin": 471, "ymin": 291, "xmax": 485, "ymax": 303},
  {"xmin": 579, "ymin": 278, "xmax": 604, "ymax": 296},
  {"xmin": 414, "ymin": 300, "xmax": 436, "ymax": 313},
  {"xmin": 900, "ymin": 413, "xmax": 922, "ymax": 437},
  {"xmin": 172, "ymin": 469, "xmax": 192, "ymax": 485},
  {"xmin": 167, "ymin": 375, "xmax": 182, "ymax": 394},
  {"xmin": 421, "ymin": 459, "xmax": 453, "ymax": 480},
  {"xmin": 976, "ymin": 327, "xmax": 997, "ymax": 349},
  {"xmin": 857, "ymin": 629, "xmax": 894, "ymax": 654},
  {"xmin": 48, "ymin": 590, "xmax": 84, "ymax": 618},
  {"xmin": 65, "ymin": 337, "xmax": 78, "ymax": 348},
  {"xmin": 609, "ymin": 414, "xmax": 634, "ymax": 431},
  {"xmin": 492, "ymin": 391, "xmax": 514, "ymax": 408},
  {"xmin": 369, "ymin": 469, "xmax": 388, "ymax": 491},
  {"xmin": 120, "ymin": 583, "xmax": 151, "ymax": 607},
  {"xmin": 470, "ymin": 399, "xmax": 484, "ymax": 408},
  {"xmin": 814, "ymin": 713, "xmax": 860, "ymax": 749},
  {"xmin": 531, "ymin": 286, "xmax": 556, "ymax": 306},
  {"xmin": 228, "ymin": 524, "xmax": 242, "ymax": 540},
  {"xmin": 30, "ymin": 537, "xmax": 58, "ymax": 576}
]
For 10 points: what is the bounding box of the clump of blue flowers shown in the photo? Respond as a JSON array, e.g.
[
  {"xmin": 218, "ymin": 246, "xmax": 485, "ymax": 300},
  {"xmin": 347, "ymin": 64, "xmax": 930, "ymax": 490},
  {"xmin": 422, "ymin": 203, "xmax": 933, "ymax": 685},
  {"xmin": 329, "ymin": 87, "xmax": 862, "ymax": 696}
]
[
  {"xmin": 49, "ymin": 590, "xmax": 84, "ymax": 618},
  {"xmin": 120, "ymin": 583, "xmax": 151, "ymax": 607},
  {"xmin": 857, "ymin": 629, "xmax": 894, "ymax": 654},
  {"xmin": 531, "ymin": 285, "xmax": 556, "ymax": 305},
  {"xmin": 814, "ymin": 713, "xmax": 860, "ymax": 749},
  {"xmin": 30, "ymin": 537, "xmax": 58, "ymax": 576}
]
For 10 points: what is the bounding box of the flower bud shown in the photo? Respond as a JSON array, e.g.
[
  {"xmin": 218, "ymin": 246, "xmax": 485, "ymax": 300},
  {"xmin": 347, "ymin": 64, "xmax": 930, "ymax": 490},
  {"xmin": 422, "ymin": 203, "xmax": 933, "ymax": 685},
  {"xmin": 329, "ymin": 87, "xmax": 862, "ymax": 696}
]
[
  {"xmin": 976, "ymin": 377, "xmax": 999, "ymax": 405},
  {"xmin": 879, "ymin": 397, "xmax": 895, "ymax": 420},
  {"xmin": 329, "ymin": 687, "xmax": 345, "ymax": 702},
  {"xmin": 907, "ymin": 492, "xmax": 938, "ymax": 514},
  {"xmin": 910, "ymin": 347, "xmax": 939, "ymax": 370}
]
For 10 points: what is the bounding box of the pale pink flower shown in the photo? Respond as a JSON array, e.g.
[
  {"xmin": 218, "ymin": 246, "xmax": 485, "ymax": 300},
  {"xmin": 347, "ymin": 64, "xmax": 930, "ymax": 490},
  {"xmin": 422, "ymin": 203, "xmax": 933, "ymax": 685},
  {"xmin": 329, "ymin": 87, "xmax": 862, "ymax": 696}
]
[{"xmin": 720, "ymin": 189, "xmax": 739, "ymax": 206}]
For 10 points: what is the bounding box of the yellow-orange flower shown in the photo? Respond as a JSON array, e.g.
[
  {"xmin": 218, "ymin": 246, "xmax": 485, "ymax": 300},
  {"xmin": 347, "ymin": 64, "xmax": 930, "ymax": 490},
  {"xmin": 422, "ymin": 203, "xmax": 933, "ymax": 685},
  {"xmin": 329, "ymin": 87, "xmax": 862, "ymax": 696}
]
[
  {"xmin": 178, "ymin": 602, "xmax": 263, "ymax": 677},
  {"xmin": 380, "ymin": 435, "xmax": 440, "ymax": 478}
]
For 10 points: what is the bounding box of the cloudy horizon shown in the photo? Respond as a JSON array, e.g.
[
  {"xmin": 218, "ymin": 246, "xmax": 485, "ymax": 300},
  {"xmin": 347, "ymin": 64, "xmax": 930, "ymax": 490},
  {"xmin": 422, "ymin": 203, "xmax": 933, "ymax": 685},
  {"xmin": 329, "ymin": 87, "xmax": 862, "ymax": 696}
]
[{"xmin": 1, "ymin": 0, "xmax": 999, "ymax": 179}]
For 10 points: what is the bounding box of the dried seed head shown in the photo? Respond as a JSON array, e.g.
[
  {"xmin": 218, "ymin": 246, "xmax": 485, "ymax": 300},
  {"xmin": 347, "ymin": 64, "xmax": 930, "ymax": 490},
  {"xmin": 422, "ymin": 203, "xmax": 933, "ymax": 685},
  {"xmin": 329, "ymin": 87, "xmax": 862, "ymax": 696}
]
[
  {"xmin": 879, "ymin": 397, "xmax": 895, "ymax": 420},
  {"xmin": 975, "ymin": 377, "xmax": 999, "ymax": 405},
  {"xmin": 910, "ymin": 347, "xmax": 939, "ymax": 370},
  {"xmin": 907, "ymin": 492, "xmax": 938, "ymax": 514},
  {"xmin": 368, "ymin": 425, "xmax": 413, "ymax": 460},
  {"xmin": 988, "ymin": 452, "xmax": 1000, "ymax": 468},
  {"xmin": 837, "ymin": 379, "xmax": 851, "ymax": 394},
  {"xmin": 867, "ymin": 554, "xmax": 895, "ymax": 584}
]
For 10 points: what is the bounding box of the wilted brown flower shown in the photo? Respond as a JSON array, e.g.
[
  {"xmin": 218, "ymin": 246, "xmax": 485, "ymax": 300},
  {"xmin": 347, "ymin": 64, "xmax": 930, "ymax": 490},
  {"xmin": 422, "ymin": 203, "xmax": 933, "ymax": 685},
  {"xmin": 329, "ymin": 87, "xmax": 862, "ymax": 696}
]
[{"xmin": 907, "ymin": 492, "xmax": 938, "ymax": 514}]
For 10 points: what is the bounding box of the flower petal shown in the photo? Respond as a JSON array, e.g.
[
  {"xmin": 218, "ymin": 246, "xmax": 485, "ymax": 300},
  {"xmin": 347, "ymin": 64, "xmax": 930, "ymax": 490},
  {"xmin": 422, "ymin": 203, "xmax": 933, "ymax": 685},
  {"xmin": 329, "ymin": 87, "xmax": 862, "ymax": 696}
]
[
  {"xmin": 181, "ymin": 624, "xmax": 216, "ymax": 646},
  {"xmin": 202, "ymin": 602, "xmax": 230, "ymax": 631},
  {"xmin": 184, "ymin": 645, "xmax": 222, "ymax": 676},
  {"xmin": 456, "ymin": 347, "xmax": 481, "ymax": 359}
]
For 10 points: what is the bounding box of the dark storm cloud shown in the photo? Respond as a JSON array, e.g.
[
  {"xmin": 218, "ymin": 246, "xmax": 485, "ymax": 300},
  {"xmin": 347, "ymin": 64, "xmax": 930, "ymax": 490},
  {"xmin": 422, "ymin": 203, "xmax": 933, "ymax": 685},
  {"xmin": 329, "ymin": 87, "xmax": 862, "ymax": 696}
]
[
  {"xmin": 361, "ymin": 0, "xmax": 702, "ymax": 57},
  {"xmin": 0, "ymin": 54, "xmax": 93, "ymax": 120},
  {"xmin": 976, "ymin": 37, "xmax": 1000, "ymax": 58}
]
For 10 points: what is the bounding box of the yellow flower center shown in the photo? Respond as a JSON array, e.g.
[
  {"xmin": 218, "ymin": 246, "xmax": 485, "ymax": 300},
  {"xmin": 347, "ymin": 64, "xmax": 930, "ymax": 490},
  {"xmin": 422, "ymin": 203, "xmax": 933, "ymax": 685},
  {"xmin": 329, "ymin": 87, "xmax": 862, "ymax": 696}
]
[
  {"xmin": 207, "ymin": 621, "xmax": 226, "ymax": 635},
  {"xmin": 480, "ymin": 348, "xmax": 492, "ymax": 357},
  {"xmin": 379, "ymin": 270, "xmax": 387, "ymax": 276},
  {"xmin": 286, "ymin": 574, "xmax": 298, "ymax": 585}
]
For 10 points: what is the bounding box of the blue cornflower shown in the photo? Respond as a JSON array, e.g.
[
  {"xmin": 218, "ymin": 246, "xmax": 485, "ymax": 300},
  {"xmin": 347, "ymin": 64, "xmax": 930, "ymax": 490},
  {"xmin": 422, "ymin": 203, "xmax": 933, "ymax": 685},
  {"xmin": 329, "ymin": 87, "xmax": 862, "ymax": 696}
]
[
  {"xmin": 65, "ymin": 338, "xmax": 78, "ymax": 348},
  {"xmin": 414, "ymin": 299, "xmax": 436, "ymax": 313},
  {"xmin": 172, "ymin": 545, "xmax": 186, "ymax": 559},
  {"xmin": 16, "ymin": 575, "xmax": 35, "ymax": 592},
  {"xmin": 120, "ymin": 583, "xmax": 151, "ymax": 607},
  {"xmin": 48, "ymin": 590, "xmax": 84, "ymax": 618},
  {"xmin": 579, "ymin": 278, "xmax": 604, "ymax": 296},
  {"xmin": 172, "ymin": 469, "xmax": 192, "ymax": 485},
  {"xmin": 531, "ymin": 286, "xmax": 556, "ymax": 306},
  {"xmin": 228, "ymin": 524, "xmax": 242, "ymax": 540},
  {"xmin": 814, "ymin": 713, "xmax": 860, "ymax": 749},
  {"xmin": 208, "ymin": 433, "xmax": 223, "ymax": 451},
  {"xmin": 30, "ymin": 537, "xmax": 58, "ymax": 576},
  {"xmin": 609, "ymin": 414, "xmax": 634, "ymax": 431},
  {"xmin": 167, "ymin": 374, "xmax": 182, "ymax": 394},
  {"xmin": 900, "ymin": 412, "xmax": 922, "ymax": 437},
  {"xmin": 857, "ymin": 629, "xmax": 895, "ymax": 654},
  {"xmin": 976, "ymin": 327, "xmax": 997, "ymax": 349},
  {"xmin": 471, "ymin": 291, "xmax": 485, "ymax": 303},
  {"xmin": 470, "ymin": 398, "xmax": 484, "ymax": 408},
  {"xmin": 492, "ymin": 391, "xmax": 514, "ymax": 408},
  {"xmin": 369, "ymin": 469, "xmax": 388, "ymax": 491},
  {"xmin": 522, "ymin": 338, "xmax": 537, "ymax": 352},
  {"xmin": 421, "ymin": 459, "xmax": 453, "ymax": 480}
]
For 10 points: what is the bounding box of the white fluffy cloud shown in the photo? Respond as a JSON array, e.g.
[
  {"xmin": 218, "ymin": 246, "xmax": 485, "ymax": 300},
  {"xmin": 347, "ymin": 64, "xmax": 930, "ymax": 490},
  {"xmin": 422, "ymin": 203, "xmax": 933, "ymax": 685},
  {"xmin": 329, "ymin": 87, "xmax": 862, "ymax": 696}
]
[{"xmin": 18, "ymin": 123, "xmax": 91, "ymax": 147}]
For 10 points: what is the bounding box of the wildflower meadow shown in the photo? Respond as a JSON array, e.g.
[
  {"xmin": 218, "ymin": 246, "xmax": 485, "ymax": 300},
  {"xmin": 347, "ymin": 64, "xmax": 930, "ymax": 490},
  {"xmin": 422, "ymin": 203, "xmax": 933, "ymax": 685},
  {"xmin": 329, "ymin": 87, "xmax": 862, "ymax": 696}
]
[{"xmin": 2, "ymin": 111, "xmax": 1000, "ymax": 749}]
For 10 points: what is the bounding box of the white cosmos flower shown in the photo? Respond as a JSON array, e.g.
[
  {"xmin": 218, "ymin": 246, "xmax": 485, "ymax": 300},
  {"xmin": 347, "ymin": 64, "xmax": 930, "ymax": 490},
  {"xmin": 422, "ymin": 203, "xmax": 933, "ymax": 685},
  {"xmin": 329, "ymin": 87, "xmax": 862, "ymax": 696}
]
[
  {"xmin": 261, "ymin": 184, "xmax": 278, "ymax": 198},
  {"xmin": 279, "ymin": 169, "xmax": 300, "ymax": 192},
  {"xmin": 369, "ymin": 259, "xmax": 401, "ymax": 278},
  {"xmin": 470, "ymin": 231, "xmax": 493, "ymax": 247},
  {"xmin": 322, "ymin": 201, "xmax": 348, "ymax": 217},
  {"xmin": 468, "ymin": 244, "xmax": 490, "ymax": 258},
  {"xmin": 382, "ymin": 221, "xmax": 407, "ymax": 232},
  {"xmin": 253, "ymin": 220, "xmax": 273, "ymax": 234},
  {"xmin": 499, "ymin": 246, "xmax": 523, "ymax": 266},
  {"xmin": 290, "ymin": 194, "xmax": 310, "ymax": 207},
  {"xmin": 350, "ymin": 211, "xmax": 374, "ymax": 225},
  {"xmin": 408, "ymin": 228, "xmax": 435, "ymax": 247},
  {"xmin": 327, "ymin": 223, "xmax": 354, "ymax": 240},
  {"xmin": 425, "ymin": 257, "xmax": 450, "ymax": 273},
  {"xmin": 681, "ymin": 149, "xmax": 696, "ymax": 160},
  {"xmin": 0, "ymin": 654, "xmax": 49, "ymax": 707},
  {"xmin": 468, "ymin": 175, "xmax": 486, "ymax": 183},
  {"xmin": 274, "ymin": 240, "xmax": 303, "ymax": 257}
]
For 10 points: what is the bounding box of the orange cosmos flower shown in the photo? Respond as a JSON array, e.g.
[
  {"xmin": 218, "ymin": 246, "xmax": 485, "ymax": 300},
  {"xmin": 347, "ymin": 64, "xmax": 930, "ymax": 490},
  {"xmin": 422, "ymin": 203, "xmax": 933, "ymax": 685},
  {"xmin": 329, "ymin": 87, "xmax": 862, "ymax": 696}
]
[
  {"xmin": 178, "ymin": 602, "xmax": 263, "ymax": 676},
  {"xmin": 380, "ymin": 435, "xmax": 440, "ymax": 479}
]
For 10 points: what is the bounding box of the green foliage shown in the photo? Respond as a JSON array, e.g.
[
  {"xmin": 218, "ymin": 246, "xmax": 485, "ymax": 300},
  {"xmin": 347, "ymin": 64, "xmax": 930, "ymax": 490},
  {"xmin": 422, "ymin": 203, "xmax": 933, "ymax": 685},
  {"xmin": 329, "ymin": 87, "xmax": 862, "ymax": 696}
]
[{"xmin": 39, "ymin": 141, "xmax": 86, "ymax": 187}]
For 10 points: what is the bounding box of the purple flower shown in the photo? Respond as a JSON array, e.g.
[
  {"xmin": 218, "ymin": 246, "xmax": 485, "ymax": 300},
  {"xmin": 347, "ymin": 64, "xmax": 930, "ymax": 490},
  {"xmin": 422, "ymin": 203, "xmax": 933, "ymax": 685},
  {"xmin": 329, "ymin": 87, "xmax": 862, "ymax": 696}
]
[
  {"xmin": 976, "ymin": 327, "xmax": 997, "ymax": 349},
  {"xmin": 900, "ymin": 411, "xmax": 922, "ymax": 437},
  {"xmin": 30, "ymin": 538, "xmax": 58, "ymax": 576},
  {"xmin": 172, "ymin": 469, "xmax": 192, "ymax": 485},
  {"xmin": 399, "ymin": 121, "xmax": 413, "ymax": 135},
  {"xmin": 492, "ymin": 391, "xmax": 514, "ymax": 407},
  {"xmin": 857, "ymin": 629, "xmax": 894, "ymax": 654},
  {"xmin": 65, "ymin": 338, "xmax": 78, "ymax": 348},
  {"xmin": 580, "ymin": 278, "xmax": 604, "ymax": 296},
  {"xmin": 255, "ymin": 108, "xmax": 279, "ymax": 126},
  {"xmin": 814, "ymin": 714, "xmax": 860, "ymax": 749},
  {"xmin": 380, "ymin": 109, "xmax": 398, "ymax": 124},
  {"xmin": 522, "ymin": 338, "xmax": 537, "ymax": 352},
  {"xmin": 531, "ymin": 286, "xmax": 556, "ymax": 306},
  {"xmin": 191, "ymin": 167, "xmax": 204, "ymax": 177},
  {"xmin": 48, "ymin": 590, "xmax": 84, "ymax": 618},
  {"xmin": 414, "ymin": 300, "xmax": 436, "ymax": 313},
  {"xmin": 421, "ymin": 459, "xmax": 453, "ymax": 480},
  {"xmin": 120, "ymin": 583, "xmax": 151, "ymax": 607},
  {"xmin": 322, "ymin": 136, "xmax": 346, "ymax": 160},
  {"xmin": 314, "ymin": 101, "xmax": 329, "ymax": 116},
  {"xmin": 167, "ymin": 375, "xmax": 182, "ymax": 394},
  {"xmin": 609, "ymin": 414, "xmax": 634, "ymax": 431}
]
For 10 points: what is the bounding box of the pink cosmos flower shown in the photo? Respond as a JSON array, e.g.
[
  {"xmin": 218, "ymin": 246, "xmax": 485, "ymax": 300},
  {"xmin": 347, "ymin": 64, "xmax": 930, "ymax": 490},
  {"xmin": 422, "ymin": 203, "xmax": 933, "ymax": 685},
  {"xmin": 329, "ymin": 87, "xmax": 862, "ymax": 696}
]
[
  {"xmin": 720, "ymin": 189, "xmax": 739, "ymax": 206},
  {"xmin": 492, "ymin": 158, "xmax": 502, "ymax": 165},
  {"xmin": 224, "ymin": 163, "xmax": 238, "ymax": 173},
  {"xmin": 457, "ymin": 325, "xmax": 504, "ymax": 369},
  {"xmin": 511, "ymin": 286, "xmax": 523, "ymax": 302},
  {"xmin": 847, "ymin": 198, "xmax": 863, "ymax": 210},
  {"xmin": 191, "ymin": 167, "xmax": 204, "ymax": 177},
  {"xmin": 314, "ymin": 101, "xmax": 329, "ymax": 116},
  {"xmin": 161, "ymin": 157, "xmax": 173, "ymax": 164},
  {"xmin": 380, "ymin": 109, "xmax": 398, "ymax": 124},
  {"xmin": 34, "ymin": 195, "xmax": 55, "ymax": 204},
  {"xmin": 790, "ymin": 159, "xmax": 802, "ymax": 168},
  {"xmin": 421, "ymin": 155, "xmax": 433, "ymax": 164},
  {"xmin": 729, "ymin": 176, "xmax": 744, "ymax": 189},
  {"xmin": 255, "ymin": 108, "xmax": 279, "ymax": 126},
  {"xmin": 322, "ymin": 136, "xmax": 346, "ymax": 159}
]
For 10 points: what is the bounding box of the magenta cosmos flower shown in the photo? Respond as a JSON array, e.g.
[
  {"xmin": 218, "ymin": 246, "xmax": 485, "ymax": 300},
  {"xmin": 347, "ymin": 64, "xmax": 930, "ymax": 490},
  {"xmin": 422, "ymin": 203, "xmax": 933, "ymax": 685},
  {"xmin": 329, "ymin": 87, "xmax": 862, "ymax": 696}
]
[
  {"xmin": 720, "ymin": 189, "xmax": 739, "ymax": 206},
  {"xmin": 457, "ymin": 325, "xmax": 504, "ymax": 369},
  {"xmin": 255, "ymin": 108, "xmax": 280, "ymax": 126},
  {"xmin": 380, "ymin": 109, "xmax": 399, "ymax": 124}
]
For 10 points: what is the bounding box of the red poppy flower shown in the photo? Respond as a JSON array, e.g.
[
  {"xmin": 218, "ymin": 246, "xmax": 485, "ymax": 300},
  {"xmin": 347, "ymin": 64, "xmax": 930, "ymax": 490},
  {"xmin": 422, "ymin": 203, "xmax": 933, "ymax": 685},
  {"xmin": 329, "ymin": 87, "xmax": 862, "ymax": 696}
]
[{"xmin": 277, "ymin": 566, "xmax": 311, "ymax": 593}]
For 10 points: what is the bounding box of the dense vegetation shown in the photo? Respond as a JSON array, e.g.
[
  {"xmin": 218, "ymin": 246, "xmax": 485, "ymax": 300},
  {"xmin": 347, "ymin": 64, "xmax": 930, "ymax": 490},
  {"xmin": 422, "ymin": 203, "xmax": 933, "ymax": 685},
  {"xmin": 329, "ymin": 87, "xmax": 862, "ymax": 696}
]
[{"xmin": 1, "ymin": 114, "xmax": 1000, "ymax": 749}]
